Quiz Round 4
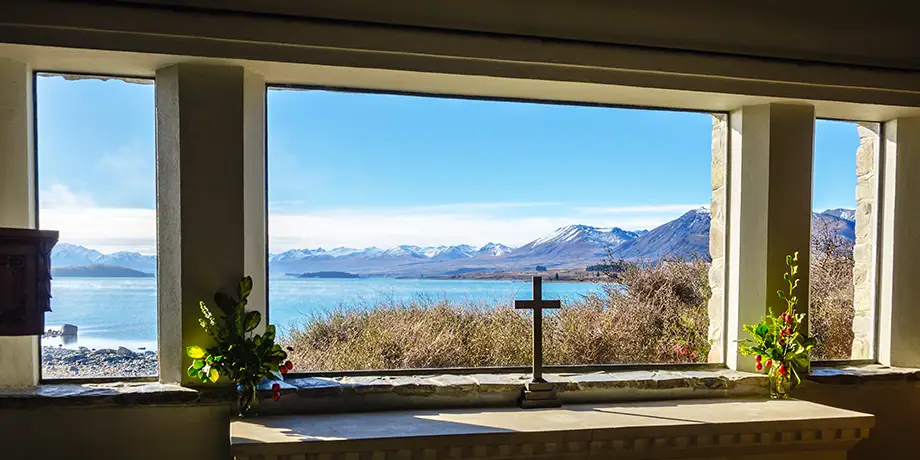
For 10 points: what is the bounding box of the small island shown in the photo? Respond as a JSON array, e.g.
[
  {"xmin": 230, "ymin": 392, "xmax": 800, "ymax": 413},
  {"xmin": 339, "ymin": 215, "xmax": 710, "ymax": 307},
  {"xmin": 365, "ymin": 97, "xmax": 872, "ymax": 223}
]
[
  {"xmin": 287, "ymin": 271, "xmax": 361, "ymax": 279},
  {"xmin": 52, "ymin": 264, "xmax": 155, "ymax": 278}
]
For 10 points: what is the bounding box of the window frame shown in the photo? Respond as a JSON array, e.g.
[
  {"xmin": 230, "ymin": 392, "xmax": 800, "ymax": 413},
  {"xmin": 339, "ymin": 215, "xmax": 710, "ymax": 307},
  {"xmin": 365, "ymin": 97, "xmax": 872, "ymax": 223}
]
[
  {"xmin": 265, "ymin": 83, "xmax": 731, "ymax": 378},
  {"xmin": 33, "ymin": 70, "xmax": 159, "ymax": 383},
  {"xmin": 809, "ymin": 117, "xmax": 884, "ymax": 366}
]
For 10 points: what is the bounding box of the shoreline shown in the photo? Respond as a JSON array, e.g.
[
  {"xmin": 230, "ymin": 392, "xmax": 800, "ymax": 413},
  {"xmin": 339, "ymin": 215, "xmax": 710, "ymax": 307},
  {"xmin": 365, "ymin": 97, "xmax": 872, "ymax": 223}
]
[{"xmin": 41, "ymin": 345, "xmax": 158, "ymax": 379}]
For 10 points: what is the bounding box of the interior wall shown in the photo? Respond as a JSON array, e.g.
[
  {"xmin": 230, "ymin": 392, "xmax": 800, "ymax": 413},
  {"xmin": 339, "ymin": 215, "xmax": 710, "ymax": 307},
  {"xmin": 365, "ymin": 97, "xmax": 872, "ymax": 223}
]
[
  {"xmin": 86, "ymin": 0, "xmax": 920, "ymax": 71},
  {"xmin": 0, "ymin": 404, "xmax": 230, "ymax": 460},
  {"xmin": 795, "ymin": 380, "xmax": 920, "ymax": 460}
]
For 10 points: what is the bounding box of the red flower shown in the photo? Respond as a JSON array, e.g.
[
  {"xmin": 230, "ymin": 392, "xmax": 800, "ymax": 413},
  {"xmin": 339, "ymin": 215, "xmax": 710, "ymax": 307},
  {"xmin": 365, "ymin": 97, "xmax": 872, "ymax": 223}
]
[
  {"xmin": 690, "ymin": 351, "xmax": 698, "ymax": 360},
  {"xmin": 784, "ymin": 327, "xmax": 792, "ymax": 336},
  {"xmin": 755, "ymin": 362, "xmax": 763, "ymax": 371},
  {"xmin": 271, "ymin": 392, "xmax": 281, "ymax": 402},
  {"xmin": 778, "ymin": 364, "xmax": 787, "ymax": 375},
  {"xmin": 271, "ymin": 383, "xmax": 281, "ymax": 392},
  {"xmin": 679, "ymin": 347, "xmax": 689, "ymax": 357},
  {"xmin": 755, "ymin": 355, "xmax": 762, "ymax": 363},
  {"xmin": 285, "ymin": 360, "xmax": 294, "ymax": 370},
  {"xmin": 280, "ymin": 366, "xmax": 288, "ymax": 375},
  {"xmin": 784, "ymin": 314, "xmax": 793, "ymax": 325},
  {"xmin": 765, "ymin": 359, "xmax": 772, "ymax": 368}
]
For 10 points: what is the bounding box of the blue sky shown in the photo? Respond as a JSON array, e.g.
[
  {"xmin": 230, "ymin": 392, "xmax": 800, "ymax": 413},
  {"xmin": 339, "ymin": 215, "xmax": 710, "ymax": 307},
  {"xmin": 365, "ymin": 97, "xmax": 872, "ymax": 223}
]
[{"xmin": 35, "ymin": 75, "xmax": 860, "ymax": 254}]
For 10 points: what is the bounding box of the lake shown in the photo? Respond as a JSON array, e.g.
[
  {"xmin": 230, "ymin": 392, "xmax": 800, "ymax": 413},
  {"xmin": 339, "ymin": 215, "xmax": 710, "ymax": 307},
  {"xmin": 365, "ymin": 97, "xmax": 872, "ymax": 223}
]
[{"xmin": 42, "ymin": 277, "xmax": 604, "ymax": 350}]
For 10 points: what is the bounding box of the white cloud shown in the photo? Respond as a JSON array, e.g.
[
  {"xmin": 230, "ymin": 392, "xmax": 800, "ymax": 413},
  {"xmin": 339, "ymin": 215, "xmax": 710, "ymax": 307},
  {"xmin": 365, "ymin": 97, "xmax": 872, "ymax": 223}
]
[
  {"xmin": 40, "ymin": 207, "xmax": 156, "ymax": 255},
  {"xmin": 36, "ymin": 200, "xmax": 699, "ymax": 255},
  {"xmin": 39, "ymin": 184, "xmax": 95, "ymax": 209},
  {"xmin": 576, "ymin": 204, "xmax": 706, "ymax": 215}
]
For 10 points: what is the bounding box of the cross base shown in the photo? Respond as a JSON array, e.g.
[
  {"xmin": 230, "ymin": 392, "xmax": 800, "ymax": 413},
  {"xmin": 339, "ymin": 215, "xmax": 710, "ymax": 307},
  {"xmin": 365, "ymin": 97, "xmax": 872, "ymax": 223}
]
[{"xmin": 518, "ymin": 381, "xmax": 562, "ymax": 409}]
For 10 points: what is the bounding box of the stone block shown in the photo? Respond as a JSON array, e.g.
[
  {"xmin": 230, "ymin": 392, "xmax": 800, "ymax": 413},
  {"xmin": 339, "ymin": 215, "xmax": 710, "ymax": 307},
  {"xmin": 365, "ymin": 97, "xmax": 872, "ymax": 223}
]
[
  {"xmin": 852, "ymin": 284, "xmax": 872, "ymax": 314},
  {"xmin": 856, "ymin": 174, "xmax": 875, "ymax": 200},
  {"xmin": 850, "ymin": 338, "xmax": 870, "ymax": 360},
  {"xmin": 708, "ymin": 258, "xmax": 725, "ymax": 290},
  {"xmin": 852, "ymin": 315, "xmax": 875, "ymax": 336},
  {"xmin": 854, "ymin": 203, "xmax": 874, "ymax": 241},
  {"xmin": 711, "ymin": 115, "xmax": 727, "ymax": 190},
  {"xmin": 852, "ymin": 259, "xmax": 870, "ymax": 286}
]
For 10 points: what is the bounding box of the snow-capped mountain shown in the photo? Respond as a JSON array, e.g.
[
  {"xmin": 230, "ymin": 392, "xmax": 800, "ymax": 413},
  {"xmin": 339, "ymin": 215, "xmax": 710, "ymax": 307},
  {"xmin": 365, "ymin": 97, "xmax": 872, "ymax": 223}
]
[
  {"xmin": 813, "ymin": 209, "xmax": 856, "ymax": 241},
  {"xmin": 51, "ymin": 243, "xmax": 104, "ymax": 267},
  {"xmin": 507, "ymin": 225, "xmax": 641, "ymax": 262},
  {"xmin": 611, "ymin": 207, "xmax": 711, "ymax": 261},
  {"xmin": 820, "ymin": 208, "xmax": 856, "ymax": 222},
  {"xmin": 51, "ymin": 243, "xmax": 156, "ymax": 274},
  {"xmin": 478, "ymin": 243, "xmax": 514, "ymax": 257},
  {"xmin": 50, "ymin": 206, "xmax": 860, "ymax": 279},
  {"xmin": 427, "ymin": 245, "xmax": 477, "ymax": 260}
]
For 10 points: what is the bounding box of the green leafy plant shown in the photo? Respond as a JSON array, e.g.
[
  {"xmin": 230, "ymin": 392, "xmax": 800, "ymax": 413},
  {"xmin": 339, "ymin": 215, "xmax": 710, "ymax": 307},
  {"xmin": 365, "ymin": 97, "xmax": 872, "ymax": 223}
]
[
  {"xmin": 739, "ymin": 252, "xmax": 818, "ymax": 398},
  {"xmin": 186, "ymin": 276, "xmax": 293, "ymax": 415}
]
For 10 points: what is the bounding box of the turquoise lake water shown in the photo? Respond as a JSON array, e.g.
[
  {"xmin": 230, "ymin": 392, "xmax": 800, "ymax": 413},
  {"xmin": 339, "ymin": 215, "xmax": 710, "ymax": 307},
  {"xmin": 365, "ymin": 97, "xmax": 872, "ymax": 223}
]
[{"xmin": 42, "ymin": 277, "xmax": 603, "ymax": 350}]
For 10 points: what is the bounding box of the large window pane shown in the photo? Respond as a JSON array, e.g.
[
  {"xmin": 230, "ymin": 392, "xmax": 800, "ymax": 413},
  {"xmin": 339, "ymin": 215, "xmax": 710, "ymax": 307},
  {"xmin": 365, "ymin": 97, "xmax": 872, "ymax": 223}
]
[
  {"xmin": 810, "ymin": 120, "xmax": 878, "ymax": 361},
  {"xmin": 37, "ymin": 74, "xmax": 157, "ymax": 379},
  {"xmin": 267, "ymin": 89, "xmax": 718, "ymax": 371}
]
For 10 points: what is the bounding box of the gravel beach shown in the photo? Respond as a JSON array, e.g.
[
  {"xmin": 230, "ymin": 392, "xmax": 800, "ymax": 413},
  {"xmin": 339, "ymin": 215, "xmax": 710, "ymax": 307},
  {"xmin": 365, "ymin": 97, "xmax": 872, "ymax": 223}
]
[{"xmin": 41, "ymin": 346, "xmax": 158, "ymax": 379}]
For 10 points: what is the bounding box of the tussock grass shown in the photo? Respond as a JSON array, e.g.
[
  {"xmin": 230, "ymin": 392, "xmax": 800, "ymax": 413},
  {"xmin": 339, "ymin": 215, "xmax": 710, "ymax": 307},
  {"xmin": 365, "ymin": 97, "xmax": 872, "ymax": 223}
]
[{"xmin": 282, "ymin": 260, "xmax": 712, "ymax": 371}]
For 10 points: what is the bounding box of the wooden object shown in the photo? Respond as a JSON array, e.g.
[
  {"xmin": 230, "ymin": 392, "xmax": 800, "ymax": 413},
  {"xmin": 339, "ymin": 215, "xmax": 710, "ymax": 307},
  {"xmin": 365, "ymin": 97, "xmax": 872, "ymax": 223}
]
[
  {"xmin": 514, "ymin": 276, "xmax": 562, "ymax": 408},
  {"xmin": 0, "ymin": 227, "xmax": 58, "ymax": 336}
]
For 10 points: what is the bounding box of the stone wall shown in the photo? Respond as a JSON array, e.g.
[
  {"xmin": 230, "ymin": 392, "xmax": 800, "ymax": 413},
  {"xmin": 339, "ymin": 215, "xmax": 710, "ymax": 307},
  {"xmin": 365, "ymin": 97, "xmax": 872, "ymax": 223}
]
[
  {"xmin": 708, "ymin": 114, "xmax": 728, "ymax": 363},
  {"xmin": 851, "ymin": 123, "xmax": 880, "ymax": 359}
]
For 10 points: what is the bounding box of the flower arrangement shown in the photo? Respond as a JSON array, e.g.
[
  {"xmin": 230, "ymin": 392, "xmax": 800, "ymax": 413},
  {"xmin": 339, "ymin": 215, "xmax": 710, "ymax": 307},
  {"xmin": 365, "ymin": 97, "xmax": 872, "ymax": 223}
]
[
  {"xmin": 739, "ymin": 252, "xmax": 818, "ymax": 398},
  {"xmin": 186, "ymin": 276, "xmax": 294, "ymax": 415}
]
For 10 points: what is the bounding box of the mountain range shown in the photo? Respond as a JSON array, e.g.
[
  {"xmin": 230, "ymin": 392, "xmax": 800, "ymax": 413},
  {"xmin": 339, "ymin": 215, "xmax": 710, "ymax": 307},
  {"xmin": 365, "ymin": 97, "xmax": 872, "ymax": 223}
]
[{"xmin": 50, "ymin": 208, "xmax": 857, "ymax": 277}]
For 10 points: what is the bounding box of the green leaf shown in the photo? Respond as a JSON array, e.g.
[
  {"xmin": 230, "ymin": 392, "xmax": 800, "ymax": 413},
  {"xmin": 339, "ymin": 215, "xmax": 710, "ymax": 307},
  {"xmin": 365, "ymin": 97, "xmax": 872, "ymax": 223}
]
[
  {"xmin": 244, "ymin": 310, "xmax": 262, "ymax": 332},
  {"xmin": 238, "ymin": 276, "xmax": 254, "ymax": 302},
  {"xmin": 208, "ymin": 367, "xmax": 220, "ymax": 382},
  {"xmin": 187, "ymin": 346, "xmax": 206, "ymax": 359},
  {"xmin": 786, "ymin": 255, "xmax": 792, "ymax": 266},
  {"xmin": 755, "ymin": 324, "xmax": 769, "ymax": 338},
  {"xmin": 215, "ymin": 292, "xmax": 238, "ymax": 315},
  {"xmin": 187, "ymin": 365, "xmax": 197, "ymax": 378},
  {"xmin": 777, "ymin": 290, "xmax": 786, "ymax": 299},
  {"xmin": 192, "ymin": 359, "xmax": 205, "ymax": 370}
]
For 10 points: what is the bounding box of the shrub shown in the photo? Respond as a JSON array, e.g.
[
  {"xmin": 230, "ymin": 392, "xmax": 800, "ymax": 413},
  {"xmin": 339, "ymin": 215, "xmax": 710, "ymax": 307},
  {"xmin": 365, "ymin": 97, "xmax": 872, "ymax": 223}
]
[
  {"xmin": 282, "ymin": 258, "xmax": 712, "ymax": 371},
  {"xmin": 809, "ymin": 218, "xmax": 856, "ymax": 360}
]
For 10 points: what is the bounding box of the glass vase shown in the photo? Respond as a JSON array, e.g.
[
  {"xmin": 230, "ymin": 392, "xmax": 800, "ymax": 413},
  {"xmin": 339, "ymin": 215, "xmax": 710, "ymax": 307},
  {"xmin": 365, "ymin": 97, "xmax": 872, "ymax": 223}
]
[{"xmin": 769, "ymin": 368, "xmax": 791, "ymax": 399}]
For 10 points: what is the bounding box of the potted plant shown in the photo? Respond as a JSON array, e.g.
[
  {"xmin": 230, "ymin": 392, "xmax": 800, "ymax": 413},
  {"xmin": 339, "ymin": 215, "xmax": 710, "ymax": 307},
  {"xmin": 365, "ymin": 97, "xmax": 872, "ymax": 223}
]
[
  {"xmin": 186, "ymin": 276, "xmax": 294, "ymax": 416},
  {"xmin": 739, "ymin": 252, "xmax": 818, "ymax": 398}
]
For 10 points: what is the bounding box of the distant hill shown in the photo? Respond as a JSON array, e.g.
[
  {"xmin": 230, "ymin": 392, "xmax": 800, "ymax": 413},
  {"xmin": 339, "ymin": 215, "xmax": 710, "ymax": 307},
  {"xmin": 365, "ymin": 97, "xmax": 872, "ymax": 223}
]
[
  {"xmin": 287, "ymin": 271, "xmax": 360, "ymax": 279},
  {"xmin": 52, "ymin": 207, "xmax": 856, "ymax": 279},
  {"xmin": 611, "ymin": 208, "xmax": 712, "ymax": 261},
  {"xmin": 52, "ymin": 264, "xmax": 155, "ymax": 278},
  {"xmin": 51, "ymin": 243, "xmax": 157, "ymax": 274}
]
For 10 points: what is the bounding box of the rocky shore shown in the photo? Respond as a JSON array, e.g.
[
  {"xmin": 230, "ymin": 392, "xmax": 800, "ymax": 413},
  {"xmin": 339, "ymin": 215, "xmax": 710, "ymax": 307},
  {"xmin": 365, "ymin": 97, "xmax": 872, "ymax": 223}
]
[{"xmin": 41, "ymin": 346, "xmax": 158, "ymax": 379}]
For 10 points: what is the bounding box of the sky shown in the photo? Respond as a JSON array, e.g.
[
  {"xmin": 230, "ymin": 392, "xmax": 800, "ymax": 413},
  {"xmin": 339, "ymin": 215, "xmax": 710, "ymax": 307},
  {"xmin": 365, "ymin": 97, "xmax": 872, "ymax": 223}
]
[{"xmin": 36, "ymin": 75, "xmax": 860, "ymax": 255}]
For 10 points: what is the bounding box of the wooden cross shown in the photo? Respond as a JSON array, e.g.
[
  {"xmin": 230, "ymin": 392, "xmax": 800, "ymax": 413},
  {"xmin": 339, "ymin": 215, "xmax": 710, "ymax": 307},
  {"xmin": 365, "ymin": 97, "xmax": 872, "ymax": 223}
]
[{"xmin": 514, "ymin": 276, "xmax": 561, "ymax": 383}]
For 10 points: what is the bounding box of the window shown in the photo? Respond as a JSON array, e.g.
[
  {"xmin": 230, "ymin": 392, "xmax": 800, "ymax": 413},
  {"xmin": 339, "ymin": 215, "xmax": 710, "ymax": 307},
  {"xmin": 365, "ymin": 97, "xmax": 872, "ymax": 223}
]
[
  {"xmin": 267, "ymin": 88, "xmax": 721, "ymax": 371},
  {"xmin": 37, "ymin": 74, "xmax": 157, "ymax": 379},
  {"xmin": 810, "ymin": 120, "xmax": 879, "ymax": 361}
]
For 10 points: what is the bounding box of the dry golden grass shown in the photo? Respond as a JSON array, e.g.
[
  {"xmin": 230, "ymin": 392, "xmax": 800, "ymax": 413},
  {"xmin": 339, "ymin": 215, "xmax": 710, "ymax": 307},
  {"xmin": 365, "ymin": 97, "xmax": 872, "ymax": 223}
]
[
  {"xmin": 809, "ymin": 219, "xmax": 856, "ymax": 360},
  {"xmin": 282, "ymin": 259, "xmax": 712, "ymax": 371}
]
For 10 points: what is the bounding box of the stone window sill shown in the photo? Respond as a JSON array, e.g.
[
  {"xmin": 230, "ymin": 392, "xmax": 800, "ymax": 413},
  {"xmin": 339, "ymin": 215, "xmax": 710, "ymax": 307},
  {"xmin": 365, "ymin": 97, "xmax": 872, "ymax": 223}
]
[
  {"xmin": 807, "ymin": 364, "xmax": 920, "ymax": 384},
  {"xmin": 231, "ymin": 398, "xmax": 874, "ymax": 460},
  {"xmin": 0, "ymin": 382, "xmax": 206, "ymax": 409},
  {"xmin": 9, "ymin": 365, "xmax": 914, "ymax": 412},
  {"xmin": 255, "ymin": 368, "xmax": 769, "ymax": 415},
  {"xmin": 1, "ymin": 369, "xmax": 768, "ymax": 412}
]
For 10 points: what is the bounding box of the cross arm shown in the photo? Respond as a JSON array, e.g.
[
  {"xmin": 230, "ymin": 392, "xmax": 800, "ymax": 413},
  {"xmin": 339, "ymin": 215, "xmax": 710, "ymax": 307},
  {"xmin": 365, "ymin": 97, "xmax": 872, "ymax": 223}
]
[{"xmin": 514, "ymin": 300, "xmax": 562, "ymax": 310}]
